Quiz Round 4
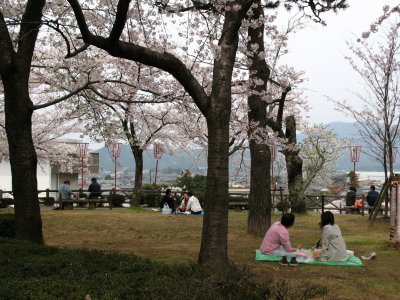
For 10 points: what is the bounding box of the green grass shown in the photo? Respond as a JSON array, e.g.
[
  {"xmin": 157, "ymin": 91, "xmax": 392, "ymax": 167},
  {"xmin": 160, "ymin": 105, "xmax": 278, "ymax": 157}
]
[
  {"xmin": 0, "ymin": 237, "xmax": 327, "ymax": 299},
  {"xmin": 1, "ymin": 208, "xmax": 400, "ymax": 299}
]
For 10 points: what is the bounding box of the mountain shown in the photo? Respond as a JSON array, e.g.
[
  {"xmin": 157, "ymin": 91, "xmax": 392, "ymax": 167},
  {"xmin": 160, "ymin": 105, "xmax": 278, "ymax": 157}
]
[
  {"xmin": 95, "ymin": 122, "xmax": 384, "ymax": 173},
  {"xmin": 324, "ymin": 122, "xmax": 382, "ymax": 172},
  {"xmin": 95, "ymin": 145, "xmax": 207, "ymax": 173}
]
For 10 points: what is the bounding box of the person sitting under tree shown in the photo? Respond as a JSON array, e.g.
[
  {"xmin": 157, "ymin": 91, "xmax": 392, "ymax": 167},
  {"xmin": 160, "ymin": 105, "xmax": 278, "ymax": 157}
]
[
  {"xmin": 366, "ymin": 185, "xmax": 379, "ymax": 214},
  {"xmin": 160, "ymin": 189, "xmax": 176, "ymax": 213},
  {"xmin": 56, "ymin": 179, "xmax": 72, "ymax": 210},
  {"xmin": 259, "ymin": 213, "xmax": 302, "ymax": 266},
  {"xmin": 88, "ymin": 177, "xmax": 102, "ymax": 199}
]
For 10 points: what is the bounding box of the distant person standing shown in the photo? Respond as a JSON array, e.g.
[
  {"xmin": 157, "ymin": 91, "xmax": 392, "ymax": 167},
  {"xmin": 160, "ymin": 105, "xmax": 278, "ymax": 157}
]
[
  {"xmin": 58, "ymin": 179, "xmax": 72, "ymax": 209},
  {"xmin": 88, "ymin": 178, "xmax": 102, "ymax": 199},
  {"xmin": 366, "ymin": 185, "xmax": 379, "ymax": 214}
]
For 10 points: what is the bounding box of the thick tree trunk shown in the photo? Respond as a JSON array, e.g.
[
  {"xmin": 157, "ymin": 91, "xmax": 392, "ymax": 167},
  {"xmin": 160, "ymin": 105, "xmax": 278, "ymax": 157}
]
[
  {"xmin": 0, "ymin": 0, "xmax": 45, "ymax": 244},
  {"xmin": 248, "ymin": 141, "xmax": 271, "ymax": 235},
  {"xmin": 284, "ymin": 116, "xmax": 306, "ymax": 214},
  {"xmin": 131, "ymin": 146, "xmax": 143, "ymax": 207},
  {"xmin": 3, "ymin": 79, "xmax": 43, "ymax": 244},
  {"xmin": 198, "ymin": 115, "xmax": 230, "ymax": 267},
  {"xmin": 246, "ymin": 1, "xmax": 272, "ymax": 236}
]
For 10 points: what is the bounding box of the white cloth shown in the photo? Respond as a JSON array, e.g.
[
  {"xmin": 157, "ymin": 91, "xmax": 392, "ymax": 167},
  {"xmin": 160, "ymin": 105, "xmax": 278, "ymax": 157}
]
[
  {"xmin": 321, "ymin": 224, "xmax": 349, "ymax": 262},
  {"xmin": 186, "ymin": 196, "xmax": 202, "ymax": 212}
]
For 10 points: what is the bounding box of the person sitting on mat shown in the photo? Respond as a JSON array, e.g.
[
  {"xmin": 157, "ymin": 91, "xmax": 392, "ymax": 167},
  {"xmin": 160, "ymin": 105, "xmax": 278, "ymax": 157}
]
[
  {"xmin": 186, "ymin": 191, "xmax": 203, "ymax": 215},
  {"xmin": 313, "ymin": 211, "xmax": 349, "ymax": 262},
  {"xmin": 259, "ymin": 213, "xmax": 302, "ymax": 266}
]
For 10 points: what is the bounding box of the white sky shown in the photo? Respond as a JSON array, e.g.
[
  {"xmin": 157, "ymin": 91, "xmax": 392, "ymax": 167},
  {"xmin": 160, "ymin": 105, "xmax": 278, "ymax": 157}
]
[{"xmin": 280, "ymin": 0, "xmax": 400, "ymax": 124}]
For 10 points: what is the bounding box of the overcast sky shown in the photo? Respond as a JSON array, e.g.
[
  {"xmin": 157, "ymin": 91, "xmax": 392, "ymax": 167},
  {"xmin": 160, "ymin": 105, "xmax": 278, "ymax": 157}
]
[{"xmin": 280, "ymin": 0, "xmax": 400, "ymax": 124}]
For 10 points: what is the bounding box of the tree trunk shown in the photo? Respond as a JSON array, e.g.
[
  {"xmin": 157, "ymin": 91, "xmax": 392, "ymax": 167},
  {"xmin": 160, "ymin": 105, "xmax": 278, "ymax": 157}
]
[
  {"xmin": 284, "ymin": 116, "xmax": 306, "ymax": 213},
  {"xmin": 246, "ymin": 1, "xmax": 272, "ymax": 236},
  {"xmin": 0, "ymin": 0, "xmax": 45, "ymax": 244},
  {"xmin": 198, "ymin": 115, "xmax": 230, "ymax": 267},
  {"xmin": 3, "ymin": 78, "xmax": 43, "ymax": 244},
  {"xmin": 248, "ymin": 141, "xmax": 271, "ymax": 235},
  {"xmin": 131, "ymin": 146, "xmax": 143, "ymax": 207}
]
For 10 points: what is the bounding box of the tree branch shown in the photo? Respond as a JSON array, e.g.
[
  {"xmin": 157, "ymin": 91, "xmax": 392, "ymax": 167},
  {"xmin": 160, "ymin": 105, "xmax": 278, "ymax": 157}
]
[
  {"xmin": 16, "ymin": 0, "xmax": 46, "ymax": 74},
  {"xmin": 108, "ymin": 0, "xmax": 131, "ymax": 46},
  {"xmin": 67, "ymin": 0, "xmax": 209, "ymax": 115},
  {"xmin": 0, "ymin": 10, "xmax": 15, "ymax": 73}
]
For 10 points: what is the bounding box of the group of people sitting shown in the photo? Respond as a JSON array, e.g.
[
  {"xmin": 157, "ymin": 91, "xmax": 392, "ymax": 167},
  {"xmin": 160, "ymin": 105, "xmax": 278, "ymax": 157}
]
[
  {"xmin": 160, "ymin": 189, "xmax": 203, "ymax": 214},
  {"xmin": 56, "ymin": 177, "xmax": 101, "ymax": 209},
  {"xmin": 259, "ymin": 211, "xmax": 349, "ymax": 266},
  {"xmin": 346, "ymin": 185, "xmax": 380, "ymax": 213}
]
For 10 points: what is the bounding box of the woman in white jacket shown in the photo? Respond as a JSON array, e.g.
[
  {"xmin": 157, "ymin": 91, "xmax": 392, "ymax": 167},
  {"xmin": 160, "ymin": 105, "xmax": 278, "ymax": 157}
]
[
  {"xmin": 318, "ymin": 211, "xmax": 349, "ymax": 262},
  {"xmin": 186, "ymin": 191, "xmax": 203, "ymax": 214}
]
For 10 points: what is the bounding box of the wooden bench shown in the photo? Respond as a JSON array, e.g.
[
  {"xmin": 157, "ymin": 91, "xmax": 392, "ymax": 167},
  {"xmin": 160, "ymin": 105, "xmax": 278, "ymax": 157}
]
[
  {"xmin": 56, "ymin": 199, "xmax": 111, "ymax": 210},
  {"xmin": 344, "ymin": 205, "xmax": 383, "ymax": 215}
]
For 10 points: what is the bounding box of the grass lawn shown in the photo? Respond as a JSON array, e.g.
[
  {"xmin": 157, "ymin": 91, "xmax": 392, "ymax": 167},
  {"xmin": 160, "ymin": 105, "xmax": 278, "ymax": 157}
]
[{"xmin": 3, "ymin": 208, "xmax": 400, "ymax": 299}]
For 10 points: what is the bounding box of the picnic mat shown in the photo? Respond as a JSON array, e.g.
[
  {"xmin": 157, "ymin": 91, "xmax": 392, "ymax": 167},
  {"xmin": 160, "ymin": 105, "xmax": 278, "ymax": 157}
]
[
  {"xmin": 255, "ymin": 250, "xmax": 363, "ymax": 266},
  {"xmin": 160, "ymin": 211, "xmax": 204, "ymax": 215}
]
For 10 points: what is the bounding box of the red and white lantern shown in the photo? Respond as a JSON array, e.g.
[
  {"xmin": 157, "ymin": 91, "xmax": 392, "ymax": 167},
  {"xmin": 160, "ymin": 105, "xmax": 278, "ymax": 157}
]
[
  {"xmin": 111, "ymin": 143, "xmax": 122, "ymax": 158},
  {"xmin": 153, "ymin": 144, "xmax": 163, "ymax": 191},
  {"xmin": 77, "ymin": 142, "xmax": 89, "ymax": 158},
  {"xmin": 349, "ymin": 146, "xmax": 361, "ymax": 162},
  {"xmin": 153, "ymin": 144, "xmax": 163, "ymax": 160},
  {"xmin": 270, "ymin": 145, "xmax": 277, "ymax": 162}
]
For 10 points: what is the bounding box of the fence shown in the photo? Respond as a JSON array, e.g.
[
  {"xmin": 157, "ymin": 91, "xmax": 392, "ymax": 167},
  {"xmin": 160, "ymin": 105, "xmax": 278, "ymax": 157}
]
[{"xmin": 0, "ymin": 187, "xmax": 377, "ymax": 216}]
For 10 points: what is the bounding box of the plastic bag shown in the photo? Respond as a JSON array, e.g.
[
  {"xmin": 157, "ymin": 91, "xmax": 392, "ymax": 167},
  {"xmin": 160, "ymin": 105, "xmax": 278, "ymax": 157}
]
[{"xmin": 162, "ymin": 202, "xmax": 172, "ymax": 214}]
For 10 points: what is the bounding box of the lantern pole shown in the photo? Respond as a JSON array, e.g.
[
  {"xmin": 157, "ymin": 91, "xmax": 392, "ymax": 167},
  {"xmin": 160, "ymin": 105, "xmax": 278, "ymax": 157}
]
[
  {"xmin": 81, "ymin": 157, "xmax": 84, "ymax": 190},
  {"xmin": 154, "ymin": 160, "xmax": 159, "ymax": 192},
  {"xmin": 111, "ymin": 143, "xmax": 122, "ymax": 192},
  {"xmin": 115, "ymin": 158, "xmax": 117, "ymax": 191},
  {"xmin": 77, "ymin": 143, "xmax": 89, "ymax": 191}
]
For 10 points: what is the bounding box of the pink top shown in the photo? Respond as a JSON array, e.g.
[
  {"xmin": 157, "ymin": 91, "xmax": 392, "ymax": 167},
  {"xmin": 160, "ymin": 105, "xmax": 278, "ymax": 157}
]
[{"xmin": 259, "ymin": 221, "xmax": 292, "ymax": 254}]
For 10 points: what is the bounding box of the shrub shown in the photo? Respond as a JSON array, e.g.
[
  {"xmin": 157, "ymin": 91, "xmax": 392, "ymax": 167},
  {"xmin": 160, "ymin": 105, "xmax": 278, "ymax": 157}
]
[
  {"xmin": 275, "ymin": 201, "xmax": 291, "ymax": 212},
  {"xmin": 142, "ymin": 183, "xmax": 168, "ymax": 191},
  {"xmin": 228, "ymin": 196, "xmax": 248, "ymax": 203},
  {"xmin": 0, "ymin": 214, "xmax": 15, "ymax": 238},
  {"xmin": 195, "ymin": 193, "xmax": 205, "ymax": 206},
  {"xmin": 0, "ymin": 238, "xmax": 327, "ymax": 299},
  {"xmin": 140, "ymin": 193, "xmax": 160, "ymax": 207},
  {"xmin": 39, "ymin": 197, "xmax": 55, "ymax": 206},
  {"xmin": 0, "ymin": 198, "xmax": 14, "ymax": 208},
  {"xmin": 106, "ymin": 194, "xmax": 125, "ymax": 207},
  {"xmin": 79, "ymin": 192, "xmax": 88, "ymax": 199}
]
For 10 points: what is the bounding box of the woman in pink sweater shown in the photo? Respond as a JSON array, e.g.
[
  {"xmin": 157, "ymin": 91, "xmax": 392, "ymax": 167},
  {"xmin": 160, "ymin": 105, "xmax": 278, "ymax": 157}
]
[{"xmin": 259, "ymin": 213, "xmax": 302, "ymax": 266}]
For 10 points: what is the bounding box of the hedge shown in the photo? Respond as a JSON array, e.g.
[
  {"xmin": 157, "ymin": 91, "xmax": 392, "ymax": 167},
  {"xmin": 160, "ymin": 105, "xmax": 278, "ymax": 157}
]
[{"xmin": 0, "ymin": 214, "xmax": 15, "ymax": 238}]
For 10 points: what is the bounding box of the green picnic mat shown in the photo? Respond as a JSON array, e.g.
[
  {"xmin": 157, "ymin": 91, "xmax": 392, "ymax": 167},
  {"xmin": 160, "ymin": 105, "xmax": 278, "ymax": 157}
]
[{"xmin": 255, "ymin": 250, "xmax": 363, "ymax": 266}]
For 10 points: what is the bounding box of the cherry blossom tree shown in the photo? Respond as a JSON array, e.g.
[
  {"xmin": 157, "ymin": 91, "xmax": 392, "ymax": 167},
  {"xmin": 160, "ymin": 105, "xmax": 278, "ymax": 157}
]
[
  {"xmin": 332, "ymin": 5, "xmax": 400, "ymax": 222},
  {"xmin": 0, "ymin": 0, "xmax": 57, "ymax": 243},
  {"xmin": 300, "ymin": 124, "xmax": 349, "ymax": 190},
  {"xmin": 333, "ymin": 13, "xmax": 400, "ymax": 181},
  {"xmin": 0, "ymin": 0, "xmax": 108, "ymax": 243}
]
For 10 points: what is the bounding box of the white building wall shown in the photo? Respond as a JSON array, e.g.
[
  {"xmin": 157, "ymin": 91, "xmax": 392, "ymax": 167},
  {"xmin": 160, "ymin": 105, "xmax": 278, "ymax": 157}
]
[{"xmin": 0, "ymin": 159, "xmax": 52, "ymax": 193}]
